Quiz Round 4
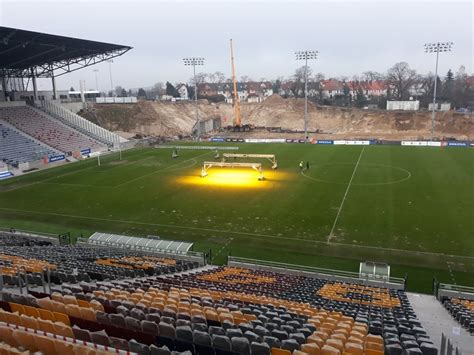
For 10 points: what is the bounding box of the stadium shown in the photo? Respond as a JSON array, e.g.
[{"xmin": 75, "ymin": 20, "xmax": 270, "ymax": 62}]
[{"xmin": 0, "ymin": 10, "xmax": 473, "ymax": 355}]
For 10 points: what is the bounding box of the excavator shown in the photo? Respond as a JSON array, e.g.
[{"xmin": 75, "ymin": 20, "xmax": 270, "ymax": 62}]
[{"xmin": 229, "ymin": 39, "xmax": 253, "ymax": 132}]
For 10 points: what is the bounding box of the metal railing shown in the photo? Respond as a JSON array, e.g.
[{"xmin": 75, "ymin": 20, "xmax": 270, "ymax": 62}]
[
  {"xmin": 37, "ymin": 100, "xmax": 125, "ymax": 146},
  {"xmin": 227, "ymin": 256, "xmax": 406, "ymax": 289},
  {"xmin": 437, "ymin": 282, "xmax": 474, "ymax": 301},
  {"xmin": 0, "ymin": 228, "xmax": 60, "ymax": 245},
  {"xmin": 440, "ymin": 333, "xmax": 462, "ymax": 355}
]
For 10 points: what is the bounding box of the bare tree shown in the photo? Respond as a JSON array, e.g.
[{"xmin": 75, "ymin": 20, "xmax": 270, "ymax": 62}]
[
  {"xmin": 293, "ymin": 66, "xmax": 313, "ymax": 97},
  {"xmin": 115, "ymin": 86, "xmax": 124, "ymax": 97},
  {"xmin": 149, "ymin": 82, "xmax": 164, "ymax": 99},
  {"xmin": 190, "ymin": 72, "xmax": 208, "ymax": 85},
  {"xmin": 210, "ymin": 71, "xmax": 226, "ymax": 91},
  {"xmin": 313, "ymin": 73, "xmax": 325, "ymax": 100},
  {"xmin": 240, "ymin": 75, "xmax": 252, "ymax": 83},
  {"xmin": 386, "ymin": 62, "xmax": 417, "ymax": 100},
  {"xmin": 362, "ymin": 71, "xmax": 384, "ymax": 82},
  {"xmin": 452, "ymin": 65, "xmax": 472, "ymax": 108}
]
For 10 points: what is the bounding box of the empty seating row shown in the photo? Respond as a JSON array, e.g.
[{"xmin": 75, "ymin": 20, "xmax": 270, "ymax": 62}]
[
  {"xmin": 0, "ymin": 106, "xmax": 104, "ymax": 154},
  {"xmin": 0, "ymin": 121, "xmax": 60, "ymax": 165}
]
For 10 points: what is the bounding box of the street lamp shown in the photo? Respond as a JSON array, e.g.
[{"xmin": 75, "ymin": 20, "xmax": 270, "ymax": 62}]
[
  {"xmin": 107, "ymin": 60, "xmax": 114, "ymax": 96},
  {"xmin": 93, "ymin": 69, "xmax": 99, "ymax": 91},
  {"xmin": 424, "ymin": 42, "xmax": 453, "ymax": 139},
  {"xmin": 183, "ymin": 57, "xmax": 205, "ymax": 138},
  {"xmin": 295, "ymin": 50, "xmax": 318, "ymax": 142}
]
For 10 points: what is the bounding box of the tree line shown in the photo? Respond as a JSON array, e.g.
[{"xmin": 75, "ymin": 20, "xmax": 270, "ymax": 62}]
[{"xmin": 110, "ymin": 62, "xmax": 473, "ymax": 109}]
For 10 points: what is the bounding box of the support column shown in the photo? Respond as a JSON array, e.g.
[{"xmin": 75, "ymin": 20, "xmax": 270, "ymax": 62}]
[
  {"xmin": 51, "ymin": 72, "xmax": 57, "ymax": 100},
  {"xmin": 79, "ymin": 80, "xmax": 86, "ymax": 109},
  {"xmin": 31, "ymin": 69, "xmax": 38, "ymax": 101},
  {"xmin": 1, "ymin": 76, "xmax": 7, "ymax": 101}
]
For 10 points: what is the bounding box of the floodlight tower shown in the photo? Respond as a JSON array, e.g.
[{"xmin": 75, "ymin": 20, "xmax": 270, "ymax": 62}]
[
  {"xmin": 424, "ymin": 42, "xmax": 453, "ymax": 139},
  {"xmin": 93, "ymin": 69, "xmax": 99, "ymax": 91},
  {"xmin": 107, "ymin": 59, "xmax": 114, "ymax": 96},
  {"xmin": 295, "ymin": 50, "xmax": 318, "ymax": 142},
  {"xmin": 183, "ymin": 57, "xmax": 205, "ymax": 137}
]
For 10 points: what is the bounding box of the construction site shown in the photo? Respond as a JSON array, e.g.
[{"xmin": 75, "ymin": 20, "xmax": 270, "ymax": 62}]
[{"xmin": 79, "ymin": 96, "xmax": 474, "ymax": 141}]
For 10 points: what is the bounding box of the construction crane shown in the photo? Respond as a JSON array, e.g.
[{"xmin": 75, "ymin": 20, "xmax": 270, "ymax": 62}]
[{"xmin": 230, "ymin": 39, "xmax": 242, "ymax": 128}]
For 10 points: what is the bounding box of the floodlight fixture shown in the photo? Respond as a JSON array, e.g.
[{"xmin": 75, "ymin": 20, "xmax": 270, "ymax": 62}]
[
  {"xmin": 295, "ymin": 49, "xmax": 319, "ymax": 143},
  {"xmin": 183, "ymin": 57, "xmax": 205, "ymax": 66},
  {"xmin": 424, "ymin": 42, "xmax": 453, "ymax": 53},
  {"xmin": 424, "ymin": 42, "xmax": 453, "ymax": 139},
  {"xmin": 295, "ymin": 51, "xmax": 319, "ymax": 60}
]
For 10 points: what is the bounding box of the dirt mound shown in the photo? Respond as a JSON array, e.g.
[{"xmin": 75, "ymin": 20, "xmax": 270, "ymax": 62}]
[{"xmin": 81, "ymin": 96, "xmax": 474, "ymax": 140}]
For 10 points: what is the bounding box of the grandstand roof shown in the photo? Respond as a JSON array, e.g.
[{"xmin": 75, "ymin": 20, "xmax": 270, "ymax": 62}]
[
  {"xmin": 88, "ymin": 232, "xmax": 194, "ymax": 254},
  {"xmin": 0, "ymin": 26, "xmax": 131, "ymax": 78}
]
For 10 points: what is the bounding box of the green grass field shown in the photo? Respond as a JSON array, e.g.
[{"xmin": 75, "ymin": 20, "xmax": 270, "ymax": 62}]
[{"xmin": 0, "ymin": 143, "xmax": 473, "ymax": 294}]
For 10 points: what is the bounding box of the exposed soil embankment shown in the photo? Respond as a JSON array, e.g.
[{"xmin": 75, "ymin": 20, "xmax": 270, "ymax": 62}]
[{"xmin": 79, "ymin": 96, "xmax": 474, "ymax": 140}]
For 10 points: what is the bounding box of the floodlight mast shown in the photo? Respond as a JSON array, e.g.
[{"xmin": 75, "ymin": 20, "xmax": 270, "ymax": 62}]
[
  {"xmin": 183, "ymin": 57, "xmax": 205, "ymax": 138},
  {"xmin": 424, "ymin": 42, "xmax": 453, "ymax": 139},
  {"xmin": 295, "ymin": 50, "xmax": 318, "ymax": 143}
]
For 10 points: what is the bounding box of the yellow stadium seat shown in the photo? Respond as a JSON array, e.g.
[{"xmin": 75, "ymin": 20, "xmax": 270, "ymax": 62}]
[
  {"xmin": 37, "ymin": 318, "xmax": 56, "ymax": 334},
  {"xmin": 321, "ymin": 344, "xmax": 341, "ymax": 355},
  {"xmin": 53, "ymin": 311, "xmax": 70, "ymax": 326},
  {"xmin": 326, "ymin": 339, "xmax": 344, "ymax": 352},
  {"xmin": 65, "ymin": 304, "xmax": 82, "ymax": 318},
  {"xmin": 365, "ymin": 334, "xmax": 383, "ymax": 345},
  {"xmin": 0, "ymin": 326, "xmax": 17, "ymax": 348},
  {"xmin": 364, "ymin": 350, "xmax": 383, "ymax": 355},
  {"xmin": 38, "ymin": 308, "xmax": 55, "ymax": 323},
  {"xmin": 54, "ymin": 339, "xmax": 75, "ymax": 355},
  {"xmin": 76, "ymin": 299, "xmax": 90, "ymax": 308},
  {"xmin": 0, "ymin": 310, "xmax": 7, "ymax": 323},
  {"xmin": 12, "ymin": 329, "xmax": 35, "ymax": 351},
  {"xmin": 344, "ymin": 342, "xmax": 363, "ymax": 355},
  {"xmin": 51, "ymin": 292, "xmax": 64, "ymax": 303},
  {"xmin": 54, "ymin": 322, "xmax": 74, "ymax": 338},
  {"xmin": 9, "ymin": 303, "xmax": 25, "ymax": 315},
  {"xmin": 4, "ymin": 311, "xmax": 20, "ymax": 326},
  {"xmin": 301, "ymin": 343, "xmax": 321, "ymax": 355},
  {"xmin": 34, "ymin": 335, "xmax": 56, "ymax": 354},
  {"xmin": 307, "ymin": 335, "xmax": 325, "ymax": 347},
  {"xmin": 50, "ymin": 300, "xmax": 67, "ymax": 314},
  {"xmin": 313, "ymin": 331, "xmax": 330, "ymax": 341},
  {"xmin": 79, "ymin": 307, "xmax": 96, "ymax": 322},
  {"xmin": 19, "ymin": 314, "xmax": 39, "ymax": 330},
  {"xmin": 23, "ymin": 306, "xmax": 40, "ymax": 319},
  {"xmin": 271, "ymin": 348, "xmax": 292, "ymax": 355}
]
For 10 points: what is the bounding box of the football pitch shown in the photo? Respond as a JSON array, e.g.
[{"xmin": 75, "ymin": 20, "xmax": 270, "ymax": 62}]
[{"xmin": 0, "ymin": 143, "xmax": 472, "ymax": 293}]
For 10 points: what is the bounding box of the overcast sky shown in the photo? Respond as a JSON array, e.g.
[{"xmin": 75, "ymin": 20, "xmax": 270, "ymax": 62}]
[{"xmin": 1, "ymin": 0, "xmax": 472, "ymax": 91}]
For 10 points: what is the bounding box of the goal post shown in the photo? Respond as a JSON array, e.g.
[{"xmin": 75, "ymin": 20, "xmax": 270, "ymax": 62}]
[{"xmin": 222, "ymin": 153, "xmax": 278, "ymax": 169}]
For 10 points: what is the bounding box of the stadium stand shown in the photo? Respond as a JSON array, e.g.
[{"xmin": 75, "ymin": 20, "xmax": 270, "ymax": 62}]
[
  {"xmin": 0, "ymin": 121, "xmax": 60, "ymax": 166},
  {"xmin": 441, "ymin": 297, "xmax": 474, "ymax": 335},
  {"xmin": 0, "ymin": 106, "xmax": 105, "ymax": 155},
  {"xmin": 1, "ymin": 267, "xmax": 437, "ymax": 354},
  {"xmin": 0, "ymin": 232, "xmax": 439, "ymax": 354}
]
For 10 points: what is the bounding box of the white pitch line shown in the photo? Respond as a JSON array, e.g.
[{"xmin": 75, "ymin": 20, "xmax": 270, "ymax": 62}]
[{"xmin": 328, "ymin": 146, "xmax": 366, "ymax": 242}]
